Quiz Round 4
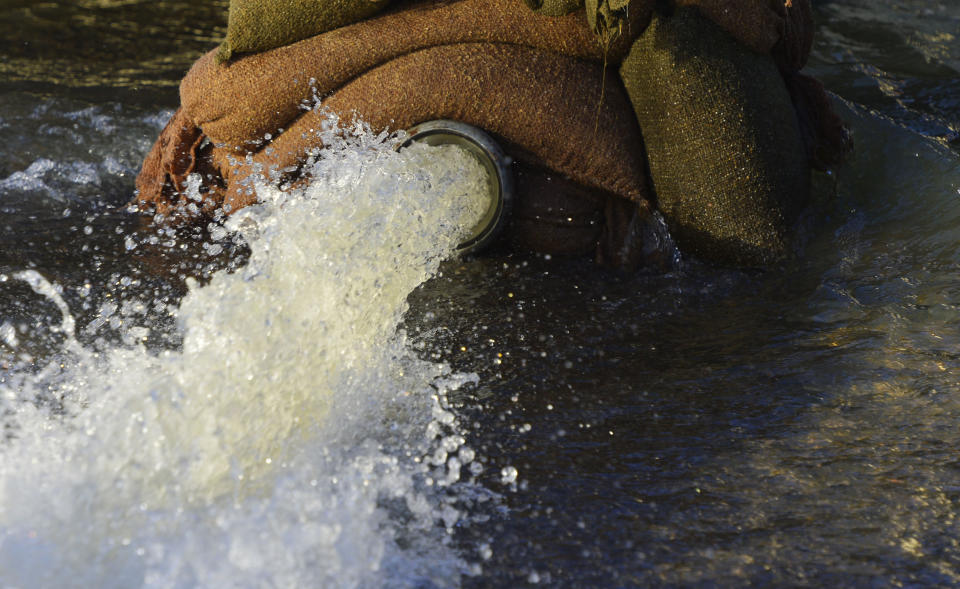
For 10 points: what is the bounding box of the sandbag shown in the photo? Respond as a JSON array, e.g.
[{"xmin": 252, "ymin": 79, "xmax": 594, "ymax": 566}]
[
  {"xmin": 620, "ymin": 7, "xmax": 809, "ymax": 266},
  {"xmin": 137, "ymin": 0, "xmax": 846, "ymax": 270},
  {"xmin": 217, "ymin": 0, "xmax": 392, "ymax": 62},
  {"xmin": 136, "ymin": 43, "xmax": 655, "ymax": 267},
  {"xmin": 524, "ymin": 0, "xmax": 651, "ymax": 47},
  {"xmin": 184, "ymin": 0, "xmax": 652, "ymax": 149},
  {"xmin": 584, "ymin": 0, "xmax": 633, "ymax": 46},
  {"xmin": 190, "ymin": 0, "xmax": 813, "ymax": 152},
  {"xmin": 249, "ymin": 44, "xmax": 649, "ymax": 205}
]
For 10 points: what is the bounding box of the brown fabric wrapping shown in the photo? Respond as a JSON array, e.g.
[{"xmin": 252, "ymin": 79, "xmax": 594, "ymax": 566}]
[
  {"xmin": 507, "ymin": 164, "xmax": 663, "ymax": 269},
  {"xmin": 584, "ymin": 0, "xmax": 633, "ymax": 46},
  {"xmin": 675, "ymin": 0, "xmax": 850, "ymax": 171},
  {"xmin": 508, "ymin": 163, "xmax": 606, "ymax": 255},
  {"xmin": 181, "ymin": 0, "xmax": 653, "ymax": 149},
  {"xmin": 673, "ymin": 0, "xmax": 782, "ymax": 55},
  {"xmin": 247, "ymin": 44, "xmax": 649, "ymax": 207},
  {"xmin": 667, "ymin": 0, "xmax": 850, "ymax": 171},
  {"xmin": 135, "ymin": 108, "xmax": 205, "ymax": 215},
  {"xmin": 524, "ymin": 0, "xmax": 815, "ymax": 70},
  {"xmin": 670, "ymin": 0, "xmax": 816, "ymax": 74},
  {"xmin": 179, "ymin": 0, "xmax": 822, "ymax": 158}
]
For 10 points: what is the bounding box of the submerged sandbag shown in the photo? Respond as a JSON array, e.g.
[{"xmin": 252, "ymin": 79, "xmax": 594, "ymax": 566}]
[
  {"xmin": 217, "ymin": 0, "xmax": 392, "ymax": 61},
  {"xmin": 621, "ymin": 7, "xmax": 809, "ymax": 266}
]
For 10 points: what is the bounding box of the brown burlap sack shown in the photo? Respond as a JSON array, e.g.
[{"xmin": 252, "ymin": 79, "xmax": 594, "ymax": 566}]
[
  {"xmin": 182, "ymin": 0, "xmax": 652, "ymax": 149},
  {"xmin": 136, "ymin": 42, "xmax": 655, "ymax": 267},
  {"xmin": 506, "ymin": 163, "xmax": 664, "ymax": 270},
  {"xmin": 249, "ymin": 44, "xmax": 648, "ymax": 205},
  {"xmin": 666, "ymin": 0, "xmax": 850, "ymax": 171},
  {"xmin": 669, "ymin": 0, "xmax": 815, "ymax": 72},
  {"xmin": 217, "ymin": 0, "xmax": 392, "ymax": 62},
  {"xmin": 620, "ymin": 7, "xmax": 809, "ymax": 266},
  {"xmin": 136, "ymin": 108, "xmax": 206, "ymax": 216},
  {"xmin": 523, "ymin": 0, "xmax": 585, "ymax": 16},
  {"xmin": 188, "ymin": 0, "xmax": 817, "ymax": 152}
]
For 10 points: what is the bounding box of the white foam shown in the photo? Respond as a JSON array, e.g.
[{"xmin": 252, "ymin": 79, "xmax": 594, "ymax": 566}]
[{"xmin": 0, "ymin": 123, "xmax": 490, "ymax": 587}]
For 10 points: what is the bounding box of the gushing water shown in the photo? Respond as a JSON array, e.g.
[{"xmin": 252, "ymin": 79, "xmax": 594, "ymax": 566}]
[{"xmin": 0, "ymin": 123, "xmax": 491, "ymax": 588}]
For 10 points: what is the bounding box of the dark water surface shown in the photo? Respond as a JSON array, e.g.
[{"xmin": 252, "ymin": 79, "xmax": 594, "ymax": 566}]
[{"xmin": 2, "ymin": 1, "xmax": 960, "ymax": 586}]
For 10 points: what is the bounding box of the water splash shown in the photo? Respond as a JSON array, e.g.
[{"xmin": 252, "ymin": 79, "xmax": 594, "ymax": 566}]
[{"xmin": 0, "ymin": 124, "xmax": 491, "ymax": 588}]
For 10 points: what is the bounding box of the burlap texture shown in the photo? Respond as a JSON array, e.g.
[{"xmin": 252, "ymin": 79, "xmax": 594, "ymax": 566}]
[
  {"xmin": 507, "ymin": 163, "xmax": 665, "ymax": 269},
  {"xmin": 137, "ymin": 43, "xmax": 654, "ymax": 266},
  {"xmin": 217, "ymin": 0, "xmax": 392, "ymax": 62},
  {"xmin": 182, "ymin": 0, "xmax": 652, "ymax": 149},
  {"xmin": 584, "ymin": 0, "xmax": 633, "ymax": 45},
  {"xmin": 136, "ymin": 0, "xmax": 847, "ymax": 269},
  {"xmin": 187, "ymin": 0, "xmax": 816, "ymax": 151},
  {"xmin": 508, "ymin": 162, "xmax": 607, "ymax": 255},
  {"xmin": 246, "ymin": 44, "xmax": 648, "ymax": 206},
  {"xmin": 135, "ymin": 107, "xmax": 206, "ymax": 216},
  {"xmin": 523, "ymin": 0, "xmax": 585, "ymax": 16},
  {"xmin": 522, "ymin": 0, "xmax": 815, "ymax": 69},
  {"xmin": 621, "ymin": 7, "xmax": 809, "ymax": 265},
  {"xmin": 525, "ymin": 0, "xmax": 645, "ymax": 45}
]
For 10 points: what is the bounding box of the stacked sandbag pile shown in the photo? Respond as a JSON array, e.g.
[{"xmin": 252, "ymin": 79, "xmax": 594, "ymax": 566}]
[
  {"xmin": 137, "ymin": 0, "xmax": 660, "ymax": 267},
  {"xmin": 135, "ymin": 0, "xmax": 849, "ymax": 269}
]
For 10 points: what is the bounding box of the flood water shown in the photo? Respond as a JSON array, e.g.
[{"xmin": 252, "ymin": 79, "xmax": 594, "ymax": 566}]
[{"xmin": 1, "ymin": 1, "xmax": 959, "ymax": 587}]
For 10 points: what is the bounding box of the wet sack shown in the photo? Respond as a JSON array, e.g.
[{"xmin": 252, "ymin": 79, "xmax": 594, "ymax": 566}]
[
  {"xmin": 137, "ymin": 0, "xmax": 848, "ymax": 271},
  {"xmin": 621, "ymin": 6, "xmax": 810, "ymax": 266},
  {"xmin": 525, "ymin": 0, "xmax": 653, "ymax": 47},
  {"xmin": 217, "ymin": 0, "xmax": 392, "ymax": 61}
]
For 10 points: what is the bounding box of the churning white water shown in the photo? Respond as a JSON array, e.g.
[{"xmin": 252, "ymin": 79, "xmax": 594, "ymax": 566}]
[{"xmin": 0, "ymin": 122, "xmax": 493, "ymax": 588}]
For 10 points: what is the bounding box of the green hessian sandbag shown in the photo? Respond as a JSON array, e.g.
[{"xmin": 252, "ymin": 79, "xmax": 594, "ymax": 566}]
[
  {"xmin": 217, "ymin": 0, "xmax": 392, "ymax": 62},
  {"xmin": 524, "ymin": 0, "xmax": 632, "ymax": 47},
  {"xmin": 620, "ymin": 7, "xmax": 810, "ymax": 266},
  {"xmin": 584, "ymin": 0, "xmax": 631, "ymax": 44}
]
